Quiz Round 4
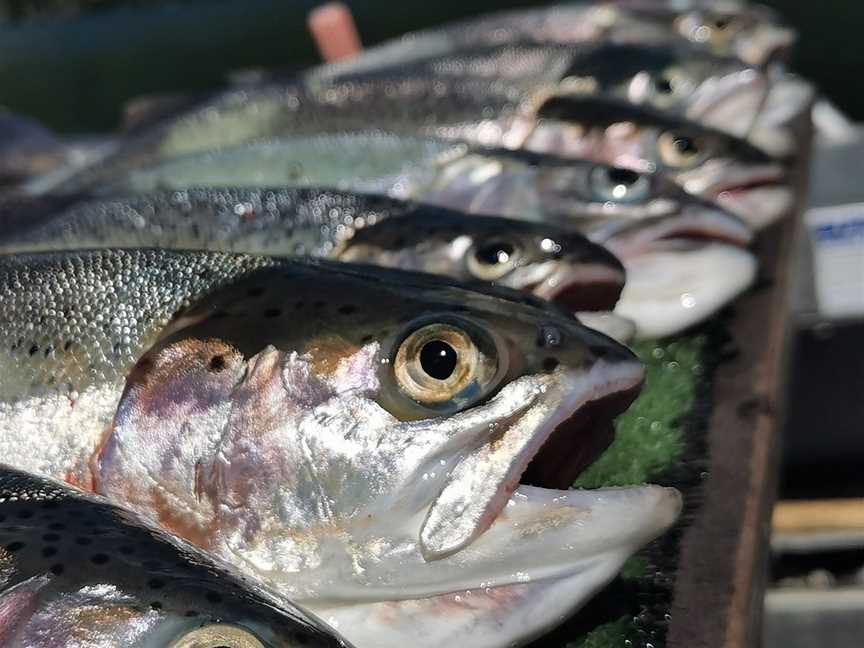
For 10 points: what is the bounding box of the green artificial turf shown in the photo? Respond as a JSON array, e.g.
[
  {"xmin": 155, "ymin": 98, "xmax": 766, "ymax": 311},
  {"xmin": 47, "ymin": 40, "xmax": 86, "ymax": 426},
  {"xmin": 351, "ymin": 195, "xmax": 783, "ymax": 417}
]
[
  {"xmin": 558, "ymin": 333, "xmax": 708, "ymax": 648},
  {"xmin": 574, "ymin": 334, "xmax": 706, "ymax": 489}
]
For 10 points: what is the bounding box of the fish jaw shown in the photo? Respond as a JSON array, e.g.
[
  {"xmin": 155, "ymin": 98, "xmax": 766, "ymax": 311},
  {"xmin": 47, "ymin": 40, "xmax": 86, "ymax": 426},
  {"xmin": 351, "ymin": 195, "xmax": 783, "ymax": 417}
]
[
  {"xmin": 732, "ymin": 23, "xmax": 797, "ymax": 66},
  {"xmin": 596, "ymin": 202, "xmax": 753, "ymax": 260},
  {"xmin": 683, "ymin": 68, "xmax": 769, "ymax": 138},
  {"xmin": 526, "ymin": 261, "xmax": 626, "ymax": 312},
  {"xmin": 419, "ymin": 357, "xmax": 645, "ymax": 560},
  {"xmin": 310, "ymin": 484, "xmax": 681, "ymax": 648},
  {"xmin": 675, "ymin": 159, "xmax": 792, "ymax": 230},
  {"xmin": 575, "ymin": 311, "xmax": 637, "ymax": 345},
  {"xmin": 615, "ymin": 240, "xmax": 757, "ymax": 339}
]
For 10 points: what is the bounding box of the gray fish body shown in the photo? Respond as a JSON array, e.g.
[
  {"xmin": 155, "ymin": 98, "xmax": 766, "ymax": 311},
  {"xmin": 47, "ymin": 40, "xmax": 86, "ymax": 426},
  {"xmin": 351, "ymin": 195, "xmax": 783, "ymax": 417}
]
[
  {"xmin": 306, "ymin": 0, "xmax": 794, "ymax": 80},
  {"xmin": 55, "ymin": 133, "xmax": 689, "ymax": 225},
  {"xmin": 0, "ymin": 465, "xmax": 349, "ymax": 647},
  {"xmin": 33, "ymin": 72, "xmax": 792, "ymax": 231},
  {"xmin": 0, "ymin": 187, "xmax": 627, "ymax": 313},
  {"xmin": 0, "ymin": 185, "xmax": 760, "ymax": 338}
]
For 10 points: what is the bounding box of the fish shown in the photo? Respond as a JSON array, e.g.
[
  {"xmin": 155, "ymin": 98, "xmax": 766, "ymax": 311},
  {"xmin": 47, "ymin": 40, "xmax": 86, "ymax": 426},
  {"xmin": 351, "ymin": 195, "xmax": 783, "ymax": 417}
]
[
  {"xmin": 34, "ymin": 133, "xmax": 691, "ymax": 224},
  {"xmin": 306, "ymin": 0, "xmax": 795, "ymax": 79},
  {"xmin": 35, "ymin": 76, "xmax": 793, "ymax": 230},
  {"xmin": 0, "ymin": 464, "xmax": 351, "ymax": 647},
  {"xmin": 0, "ymin": 185, "xmax": 756, "ymax": 337},
  {"xmin": 313, "ymin": 42, "xmax": 773, "ymax": 140},
  {"xmin": 0, "ymin": 248, "xmax": 680, "ymax": 647},
  {"xmin": 0, "ymin": 188, "xmax": 626, "ymax": 315}
]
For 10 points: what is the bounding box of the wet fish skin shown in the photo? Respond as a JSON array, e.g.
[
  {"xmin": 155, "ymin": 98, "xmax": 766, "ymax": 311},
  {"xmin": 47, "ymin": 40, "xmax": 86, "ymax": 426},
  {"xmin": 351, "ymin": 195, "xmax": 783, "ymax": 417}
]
[
  {"xmin": 0, "ymin": 187, "xmax": 626, "ymax": 312},
  {"xmin": 0, "ymin": 184, "xmax": 757, "ymax": 338},
  {"xmin": 41, "ymin": 133, "xmax": 689, "ymax": 225},
  {"xmin": 318, "ymin": 42, "xmax": 768, "ymax": 133},
  {"xmin": 34, "ymin": 75, "xmax": 793, "ymax": 230},
  {"xmin": 307, "ymin": 0, "xmax": 794, "ymax": 81},
  {"xmin": 0, "ymin": 464, "xmax": 350, "ymax": 648}
]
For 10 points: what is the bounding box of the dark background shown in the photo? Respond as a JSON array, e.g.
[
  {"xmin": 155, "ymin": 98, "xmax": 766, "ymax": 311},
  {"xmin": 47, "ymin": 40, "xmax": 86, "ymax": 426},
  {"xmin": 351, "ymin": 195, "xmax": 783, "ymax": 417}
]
[{"xmin": 0, "ymin": 0, "xmax": 861, "ymax": 132}]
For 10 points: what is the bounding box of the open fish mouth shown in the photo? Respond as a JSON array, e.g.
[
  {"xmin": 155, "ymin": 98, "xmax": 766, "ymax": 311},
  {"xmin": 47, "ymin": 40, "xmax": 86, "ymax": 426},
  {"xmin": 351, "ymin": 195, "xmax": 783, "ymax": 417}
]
[
  {"xmin": 519, "ymin": 366, "xmax": 644, "ymax": 489},
  {"xmin": 287, "ymin": 356, "xmax": 664, "ymax": 642},
  {"xmin": 709, "ymin": 177, "xmax": 793, "ymax": 230},
  {"xmin": 528, "ymin": 262, "xmax": 626, "ymax": 312},
  {"xmin": 418, "ymin": 357, "xmax": 647, "ymax": 562}
]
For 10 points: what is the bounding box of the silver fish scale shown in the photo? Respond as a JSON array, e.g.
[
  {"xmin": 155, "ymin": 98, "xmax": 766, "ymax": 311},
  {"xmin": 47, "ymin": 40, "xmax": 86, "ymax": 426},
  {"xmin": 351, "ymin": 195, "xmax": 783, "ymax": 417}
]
[
  {"xmin": 9, "ymin": 188, "xmax": 412, "ymax": 258},
  {"xmin": 0, "ymin": 465, "xmax": 349, "ymax": 648},
  {"xmin": 155, "ymin": 77, "xmax": 530, "ymax": 160},
  {"xmin": 0, "ymin": 248, "xmax": 273, "ymax": 400}
]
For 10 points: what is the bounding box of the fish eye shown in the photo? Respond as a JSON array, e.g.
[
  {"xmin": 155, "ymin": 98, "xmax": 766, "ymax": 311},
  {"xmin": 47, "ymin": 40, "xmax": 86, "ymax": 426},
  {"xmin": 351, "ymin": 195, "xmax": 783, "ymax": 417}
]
[
  {"xmin": 169, "ymin": 623, "xmax": 265, "ymax": 648},
  {"xmin": 588, "ymin": 165, "xmax": 651, "ymax": 203},
  {"xmin": 466, "ymin": 240, "xmax": 521, "ymax": 280},
  {"xmin": 657, "ymin": 131, "xmax": 706, "ymax": 169},
  {"xmin": 651, "ymin": 67, "xmax": 695, "ymax": 105},
  {"xmin": 392, "ymin": 321, "xmax": 501, "ymax": 409}
]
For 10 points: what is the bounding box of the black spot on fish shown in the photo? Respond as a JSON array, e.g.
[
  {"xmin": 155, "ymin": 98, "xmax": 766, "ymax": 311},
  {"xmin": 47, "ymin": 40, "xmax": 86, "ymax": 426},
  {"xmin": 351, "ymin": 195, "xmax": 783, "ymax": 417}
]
[
  {"xmin": 41, "ymin": 546, "xmax": 57, "ymax": 558},
  {"xmin": 208, "ymin": 355, "xmax": 227, "ymax": 372},
  {"xmin": 536, "ymin": 326, "xmax": 563, "ymax": 349},
  {"xmin": 90, "ymin": 553, "xmax": 110, "ymax": 565},
  {"xmin": 543, "ymin": 357, "xmax": 560, "ymax": 371},
  {"xmin": 48, "ymin": 522, "xmax": 65, "ymax": 531},
  {"xmin": 28, "ymin": 345, "xmax": 38, "ymax": 356},
  {"xmin": 5, "ymin": 541, "xmax": 24, "ymax": 552},
  {"xmin": 150, "ymin": 601, "xmax": 163, "ymax": 611},
  {"xmin": 42, "ymin": 533, "xmax": 60, "ymax": 542},
  {"xmin": 50, "ymin": 564, "xmax": 64, "ymax": 575},
  {"xmin": 63, "ymin": 340, "xmax": 74, "ymax": 352}
]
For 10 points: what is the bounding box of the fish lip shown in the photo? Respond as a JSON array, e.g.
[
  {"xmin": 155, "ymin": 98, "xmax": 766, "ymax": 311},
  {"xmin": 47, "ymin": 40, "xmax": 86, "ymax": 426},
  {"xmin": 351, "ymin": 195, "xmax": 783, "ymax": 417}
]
[
  {"xmin": 520, "ymin": 362, "xmax": 644, "ymax": 490},
  {"xmin": 529, "ymin": 263, "xmax": 625, "ymax": 312},
  {"xmin": 698, "ymin": 164, "xmax": 787, "ymax": 198}
]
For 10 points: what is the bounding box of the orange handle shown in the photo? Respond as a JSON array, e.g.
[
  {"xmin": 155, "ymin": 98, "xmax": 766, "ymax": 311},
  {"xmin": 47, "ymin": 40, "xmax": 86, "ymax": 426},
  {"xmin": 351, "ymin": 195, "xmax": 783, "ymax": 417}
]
[{"xmin": 308, "ymin": 2, "xmax": 362, "ymax": 62}]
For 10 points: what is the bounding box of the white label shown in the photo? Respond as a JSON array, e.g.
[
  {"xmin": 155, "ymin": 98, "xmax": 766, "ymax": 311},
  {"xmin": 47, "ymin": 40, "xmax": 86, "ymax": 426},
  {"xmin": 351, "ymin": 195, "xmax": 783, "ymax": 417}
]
[{"xmin": 806, "ymin": 202, "xmax": 864, "ymax": 318}]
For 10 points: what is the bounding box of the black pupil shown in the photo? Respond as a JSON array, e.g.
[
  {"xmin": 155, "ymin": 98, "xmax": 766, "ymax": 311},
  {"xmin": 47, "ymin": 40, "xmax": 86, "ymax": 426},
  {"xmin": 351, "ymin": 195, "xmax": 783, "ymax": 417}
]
[
  {"xmin": 607, "ymin": 167, "xmax": 640, "ymax": 186},
  {"xmin": 475, "ymin": 241, "xmax": 515, "ymax": 266},
  {"xmin": 655, "ymin": 77, "xmax": 673, "ymax": 93},
  {"xmin": 673, "ymin": 136, "xmax": 698, "ymax": 155},
  {"xmin": 713, "ymin": 18, "xmax": 730, "ymax": 29},
  {"xmin": 419, "ymin": 340, "xmax": 458, "ymax": 380}
]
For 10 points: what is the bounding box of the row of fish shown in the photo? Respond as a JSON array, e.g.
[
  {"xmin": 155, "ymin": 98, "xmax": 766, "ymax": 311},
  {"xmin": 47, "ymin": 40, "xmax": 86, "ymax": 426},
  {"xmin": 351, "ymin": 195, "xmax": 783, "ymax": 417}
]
[{"xmin": 0, "ymin": 1, "xmax": 810, "ymax": 647}]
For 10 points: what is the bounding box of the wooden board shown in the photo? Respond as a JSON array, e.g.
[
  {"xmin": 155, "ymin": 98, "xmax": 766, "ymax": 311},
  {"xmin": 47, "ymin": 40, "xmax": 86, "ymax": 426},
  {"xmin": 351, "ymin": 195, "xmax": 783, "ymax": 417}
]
[{"xmin": 666, "ymin": 119, "xmax": 813, "ymax": 648}]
